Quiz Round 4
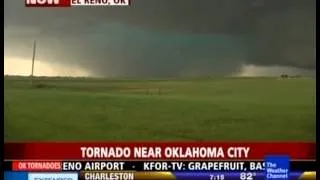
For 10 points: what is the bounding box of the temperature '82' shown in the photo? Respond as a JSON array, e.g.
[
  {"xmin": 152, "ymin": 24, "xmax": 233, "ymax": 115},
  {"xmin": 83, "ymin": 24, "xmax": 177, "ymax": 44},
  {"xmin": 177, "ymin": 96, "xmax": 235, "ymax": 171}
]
[{"xmin": 240, "ymin": 172, "xmax": 257, "ymax": 180}]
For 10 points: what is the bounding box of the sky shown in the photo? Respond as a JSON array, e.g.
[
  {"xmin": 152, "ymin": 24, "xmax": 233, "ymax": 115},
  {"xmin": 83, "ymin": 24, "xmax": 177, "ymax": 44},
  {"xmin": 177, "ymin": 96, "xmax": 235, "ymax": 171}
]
[{"xmin": 4, "ymin": 0, "xmax": 316, "ymax": 77}]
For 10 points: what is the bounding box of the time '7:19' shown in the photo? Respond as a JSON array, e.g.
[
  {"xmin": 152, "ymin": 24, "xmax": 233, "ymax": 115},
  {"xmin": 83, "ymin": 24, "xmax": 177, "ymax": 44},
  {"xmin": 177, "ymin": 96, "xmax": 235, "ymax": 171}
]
[{"xmin": 210, "ymin": 174, "xmax": 225, "ymax": 180}]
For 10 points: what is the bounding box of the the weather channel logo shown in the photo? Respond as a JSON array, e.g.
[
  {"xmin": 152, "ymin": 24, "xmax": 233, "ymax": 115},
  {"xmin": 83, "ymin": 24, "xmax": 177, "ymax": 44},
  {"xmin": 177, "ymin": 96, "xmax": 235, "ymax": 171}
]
[
  {"xmin": 265, "ymin": 156, "xmax": 290, "ymax": 180},
  {"xmin": 28, "ymin": 173, "xmax": 78, "ymax": 180}
]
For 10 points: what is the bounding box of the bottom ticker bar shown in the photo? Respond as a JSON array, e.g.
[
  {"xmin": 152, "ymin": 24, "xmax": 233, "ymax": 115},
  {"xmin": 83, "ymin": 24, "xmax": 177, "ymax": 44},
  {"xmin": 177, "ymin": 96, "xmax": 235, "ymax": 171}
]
[
  {"xmin": 4, "ymin": 171, "xmax": 316, "ymax": 180},
  {"xmin": 80, "ymin": 171, "xmax": 316, "ymax": 180}
]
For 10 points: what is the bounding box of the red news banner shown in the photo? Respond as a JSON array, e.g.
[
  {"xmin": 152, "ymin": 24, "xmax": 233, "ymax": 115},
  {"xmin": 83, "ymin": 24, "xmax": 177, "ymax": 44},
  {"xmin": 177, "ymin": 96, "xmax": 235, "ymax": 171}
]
[{"xmin": 4, "ymin": 142, "xmax": 315, "ymax": 160}]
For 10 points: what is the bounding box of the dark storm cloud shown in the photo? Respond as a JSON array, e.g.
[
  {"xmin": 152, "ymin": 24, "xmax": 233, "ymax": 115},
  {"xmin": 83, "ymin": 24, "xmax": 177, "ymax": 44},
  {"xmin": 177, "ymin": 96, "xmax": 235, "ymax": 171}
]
[{"xmin": 4, "ymin": 0, "xmax": 315, "ymax": 77}]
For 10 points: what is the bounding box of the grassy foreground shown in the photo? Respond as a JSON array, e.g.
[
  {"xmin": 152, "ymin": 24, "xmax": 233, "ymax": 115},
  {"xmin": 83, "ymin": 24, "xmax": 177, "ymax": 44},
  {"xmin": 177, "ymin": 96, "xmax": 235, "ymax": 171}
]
[{"xmin": 4, "ymin": 76, "xmax": 316, "ymax": 141}]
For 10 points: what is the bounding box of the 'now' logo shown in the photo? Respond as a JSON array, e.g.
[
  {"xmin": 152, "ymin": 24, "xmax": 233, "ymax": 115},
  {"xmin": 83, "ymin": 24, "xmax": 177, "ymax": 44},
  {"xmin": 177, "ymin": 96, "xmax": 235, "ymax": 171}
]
[{"xmin": 25, "ymin": 0, "xmax": 70, "ymax": 7}]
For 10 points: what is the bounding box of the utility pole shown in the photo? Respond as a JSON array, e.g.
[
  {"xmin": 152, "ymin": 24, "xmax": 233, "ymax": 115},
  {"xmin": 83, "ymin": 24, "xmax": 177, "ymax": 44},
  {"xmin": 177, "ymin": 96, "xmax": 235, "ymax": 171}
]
[{"xmin": 31, "ymin": 40, "xmax": 36, "ymax": 85}]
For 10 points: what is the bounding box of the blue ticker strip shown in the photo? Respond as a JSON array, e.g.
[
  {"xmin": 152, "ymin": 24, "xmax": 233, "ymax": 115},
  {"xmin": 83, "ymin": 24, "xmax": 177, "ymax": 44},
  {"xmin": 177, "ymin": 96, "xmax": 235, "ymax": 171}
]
[
  {"xmin": 173, "ymin": 171, "xmax": 304, "ymax": 180},
  {"xmin": 4, "ymin": 171, "xmax": 28, "ymax": 180}
]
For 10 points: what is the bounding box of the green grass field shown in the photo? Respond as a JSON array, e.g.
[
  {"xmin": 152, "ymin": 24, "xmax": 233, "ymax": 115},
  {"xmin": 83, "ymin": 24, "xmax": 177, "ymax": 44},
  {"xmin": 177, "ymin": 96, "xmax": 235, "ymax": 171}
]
[{"xmin": 4, "ymin": 76, "xmax": 316, "ymax": 141}]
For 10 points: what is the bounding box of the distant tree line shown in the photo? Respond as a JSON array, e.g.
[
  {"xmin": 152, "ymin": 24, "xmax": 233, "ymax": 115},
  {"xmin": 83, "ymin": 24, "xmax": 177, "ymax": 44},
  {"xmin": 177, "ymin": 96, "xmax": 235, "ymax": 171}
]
[{"xmin": 280, "ymin": 74, "xmax": 302, "ymax": 78}]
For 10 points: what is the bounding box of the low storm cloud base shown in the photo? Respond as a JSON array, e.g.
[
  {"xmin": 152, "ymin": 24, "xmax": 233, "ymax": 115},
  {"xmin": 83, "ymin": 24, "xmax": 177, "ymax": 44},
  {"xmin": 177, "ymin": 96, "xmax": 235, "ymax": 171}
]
[{"xmin": 4, "ymin": 0, "xmax": 315, "ymax": 77}]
